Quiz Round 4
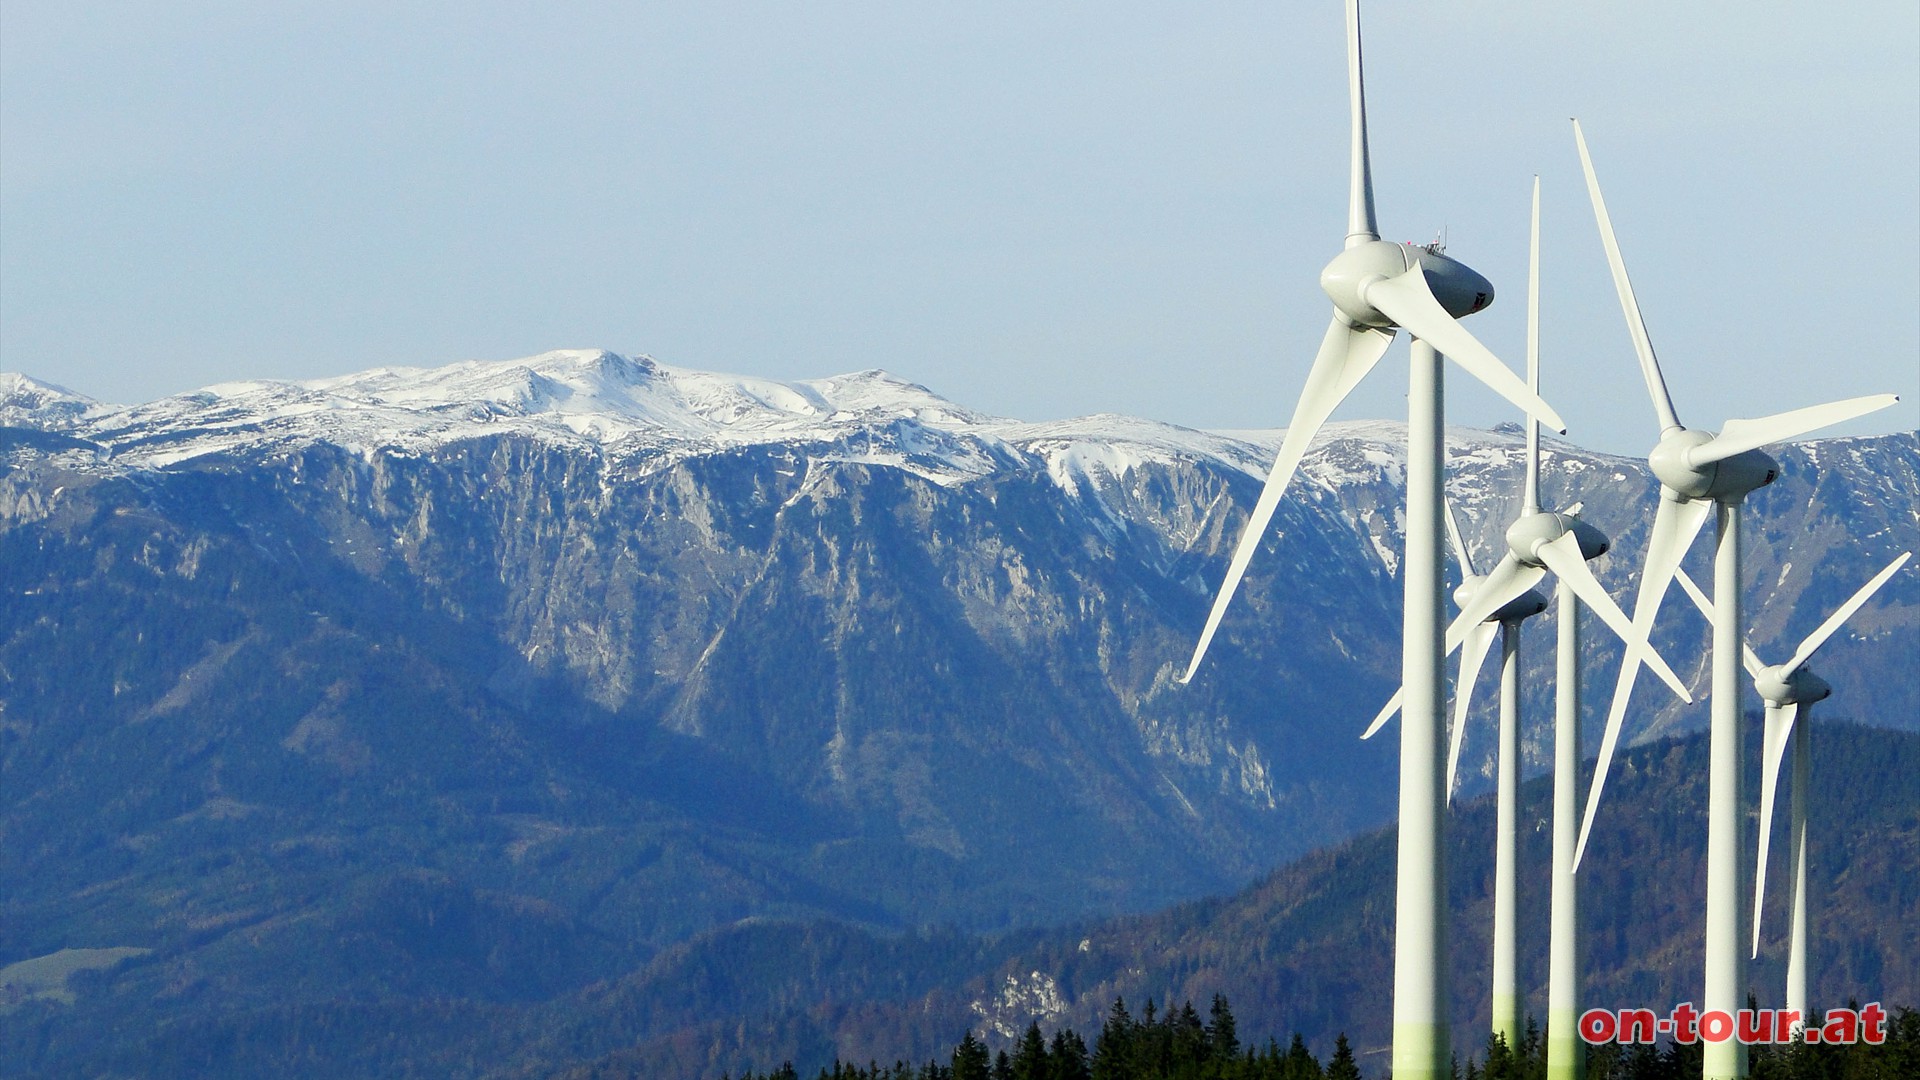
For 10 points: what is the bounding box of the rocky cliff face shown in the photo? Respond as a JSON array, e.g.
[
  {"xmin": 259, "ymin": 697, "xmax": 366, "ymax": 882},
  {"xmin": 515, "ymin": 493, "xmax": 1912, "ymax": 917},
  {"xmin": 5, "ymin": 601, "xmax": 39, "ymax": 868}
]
[{"xmin": 2, "ymin": 353, "xmax": 1914, "ymax": 954}]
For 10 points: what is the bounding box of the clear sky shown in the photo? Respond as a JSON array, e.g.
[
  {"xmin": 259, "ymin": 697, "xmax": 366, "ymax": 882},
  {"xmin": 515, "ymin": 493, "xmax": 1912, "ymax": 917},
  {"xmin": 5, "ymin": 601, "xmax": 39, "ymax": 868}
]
[{"xmin": 3, "ymin": 1, "xmax": 1916, "ymax": 456}]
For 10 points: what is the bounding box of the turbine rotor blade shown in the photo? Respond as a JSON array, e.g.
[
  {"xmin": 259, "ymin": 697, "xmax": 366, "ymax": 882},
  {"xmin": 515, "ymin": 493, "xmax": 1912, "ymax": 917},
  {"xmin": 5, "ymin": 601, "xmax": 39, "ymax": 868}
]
[
  {"xmin": 1446, "ymin": 620, "xmax": 1501, "ymax": 802},
  {"xmin": 1524, "ymin": 174, "xmax": 1543, "ymax": 513},
  {"xmin": 1572, "ymin": 118, "xmax": 1682, "ymax": 434},
  {"xmin": 1752, "ymin": 701, "xmax": 1800, "ymax": 958},
  {"xmin": 1363, "ymin": 268, "xmax": 1568, "ymax": 434},
  {"xmin": 1573, "ymin": 491, "xmax": 1712, "ymax": 869},
  {"xmin": 1362, "ymin": 686, "xmax": 1403, "ymax": 741},
  {"xmin": 1447, "ymin": 555, "xmax": 1547, "ymax": 651},
  {"xmin": 1443, "ymin": 497, "xmax": 1476, "ymax": 578},
  {"xmin": 1362, "ymin": 557, "xmax": 1535, "ymax": 741},
  {"xmin": 1673, "ymin": 567, "xmax": 1765, "ymax": 678},
  {"xmin": 1344, "ymin": 0, "xmax": 1378, "ymax": 246},
  {"xmin": 1783, "ymin": 551, "xmax": 1911, "ymax": 673},
  {"xmin": 1690, "ymin": 395, "xmax": 1902, "ymax": 467},
  {"xmin": 1534, "ymin": 531, "xmax": 1692, "ymax": 702},
  {"xmin": 1181, "ymin": 315, "xmax": 1395, "ymax": 682}
]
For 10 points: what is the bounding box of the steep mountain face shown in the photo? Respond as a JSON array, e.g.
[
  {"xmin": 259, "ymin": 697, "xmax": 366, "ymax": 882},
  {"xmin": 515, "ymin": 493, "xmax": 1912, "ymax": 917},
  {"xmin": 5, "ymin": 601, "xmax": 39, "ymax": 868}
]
[{"xmin": 0, "ymin": 352, "xmax": 1914, "ymax": 1067}]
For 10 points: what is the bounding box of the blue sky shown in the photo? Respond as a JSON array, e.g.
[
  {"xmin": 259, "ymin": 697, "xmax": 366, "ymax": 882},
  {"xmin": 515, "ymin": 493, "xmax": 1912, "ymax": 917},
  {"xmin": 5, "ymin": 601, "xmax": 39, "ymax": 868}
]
[{"xmin": 3, "ymin": 1, "xmax": 1915, "ymax": 455}]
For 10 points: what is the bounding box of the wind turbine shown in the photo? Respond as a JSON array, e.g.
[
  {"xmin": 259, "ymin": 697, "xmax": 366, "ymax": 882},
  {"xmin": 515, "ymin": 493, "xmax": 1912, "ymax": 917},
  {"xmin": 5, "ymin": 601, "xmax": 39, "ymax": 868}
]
[
  {"xmin": 1569, "ymin": 120, "xmax": 1900, "ymax": 1080},
  {"xmin": 1361, "ymin": 179, "xmax": 1690, "ymax": 1071},
  {"xmin": 1397, "ymin": 492, "xmax": 1547, "ymax": 1054},
  {"xmin": 1177, "ymin": 5, "xmax": 1565, "ymax": 1077},
  {"xmin": 1674, "ymin": 551, "xmax": 1911, "ymax": 1033}
]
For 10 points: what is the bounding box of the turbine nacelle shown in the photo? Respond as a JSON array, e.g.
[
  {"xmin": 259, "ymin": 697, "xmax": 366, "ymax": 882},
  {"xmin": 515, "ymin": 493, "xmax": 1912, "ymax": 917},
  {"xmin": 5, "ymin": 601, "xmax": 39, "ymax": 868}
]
[
  {"xmin": 1321, "ymin": 240, "xmax": 1495, "ymax": 329},
  {"xmin": 1648, "ymin": 428, "xmax": 1780, "ymax": 503},
  {"xmin": 1755, "ymin": 664, "xmax": 1832, "ymax": 707},
  {"xmin": 1493, "ymin": 588, "xmax": 1549, "ymax": 624},
  {"xmin": 1505, "ymin": 511, "xmax": 1609, "ymax": 568}
]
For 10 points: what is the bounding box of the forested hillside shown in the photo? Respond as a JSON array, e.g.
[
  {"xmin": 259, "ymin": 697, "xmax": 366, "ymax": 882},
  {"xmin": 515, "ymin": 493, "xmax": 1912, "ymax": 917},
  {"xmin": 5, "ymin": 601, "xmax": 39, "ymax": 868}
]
[{"xmin": 6, "ymin": 725, "xmax": 1915, "ymax": 1079}]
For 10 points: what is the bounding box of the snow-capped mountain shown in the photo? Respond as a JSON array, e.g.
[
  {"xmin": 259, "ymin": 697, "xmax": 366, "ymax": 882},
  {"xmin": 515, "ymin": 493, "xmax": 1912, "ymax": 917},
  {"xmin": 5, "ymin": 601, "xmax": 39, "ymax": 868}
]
[
  {"xmin": 8, "ymin": 350, "xmax": 1273, "ymax": 481},
  {"xmin": 3, "ymin": 350, "xmax": 1915, "ymax": 960}
]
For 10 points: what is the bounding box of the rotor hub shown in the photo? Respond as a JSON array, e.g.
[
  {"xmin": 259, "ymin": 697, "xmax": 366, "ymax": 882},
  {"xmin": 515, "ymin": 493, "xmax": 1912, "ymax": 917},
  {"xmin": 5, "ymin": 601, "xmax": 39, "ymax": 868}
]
[
  {"xmin": 1755, "ymin": 664, "xmax": 1832, "ymax": 706},
  {"xmin": 1454, "ymin": 571, "xmax": 1547, "ymax": 624},
  {"xmin": 1452, "ymin": 574, "xmax": 1484, "ymax": 610},
  {"xmin": 1320, "ymin": 241, "xmax": 1409, "ymax": 328},
  {"xmin": 1320, "ymin": 240, "xmax": 1495, "ymax": 329},
  {"xmin": 1504, "ymin": 511, "xmax": 1609, "ymax": 568},
  {"xmin": 1648, "ymin": 429, "xmax": 1780, "ymax": 503}
]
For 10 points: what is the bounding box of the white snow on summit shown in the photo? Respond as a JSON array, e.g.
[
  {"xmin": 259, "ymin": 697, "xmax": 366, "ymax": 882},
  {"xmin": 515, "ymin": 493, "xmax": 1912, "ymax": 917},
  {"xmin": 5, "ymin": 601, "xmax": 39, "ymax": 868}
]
[
  {"xmin": 2, "ymin": 351, "xmax": 1598, "ymax": 501},
  {"xmin": 1, "ymin": 373, "xmax": 102, "ymax": 431},
  {"xmin": 30, "ymin": 351, "xmax": 1014, "ymax": 476}
]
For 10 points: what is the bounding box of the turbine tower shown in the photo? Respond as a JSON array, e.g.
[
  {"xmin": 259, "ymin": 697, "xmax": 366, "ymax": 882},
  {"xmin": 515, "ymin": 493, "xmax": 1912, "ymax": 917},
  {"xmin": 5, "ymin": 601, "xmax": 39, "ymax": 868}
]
[
  {"xmin": 1676, "ymin": 552, "xmax": 1912, "ymax": 1031},
  {"xmin": 1435, "ymin": 496, "xmax": 1547, "ymax": 1052},
  {"xmin": 1569, "ymin": 120, "xmax": 1900, "ymax": 1080},
  {"xmin": 1362, "ymin": 179, "xmax": 1690, "ymax": 1071},
  {"xmin": 1179, "ymin": 6, "xmax": 1565, "ymax": 1077}
]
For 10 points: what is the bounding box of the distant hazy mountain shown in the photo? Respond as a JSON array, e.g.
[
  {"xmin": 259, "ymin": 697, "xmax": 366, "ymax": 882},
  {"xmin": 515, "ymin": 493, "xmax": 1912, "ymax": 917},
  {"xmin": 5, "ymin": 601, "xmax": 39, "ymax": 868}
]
[{"xmin": 1, "ymin": 352, "xmax": 1914, "ymax": 1077}]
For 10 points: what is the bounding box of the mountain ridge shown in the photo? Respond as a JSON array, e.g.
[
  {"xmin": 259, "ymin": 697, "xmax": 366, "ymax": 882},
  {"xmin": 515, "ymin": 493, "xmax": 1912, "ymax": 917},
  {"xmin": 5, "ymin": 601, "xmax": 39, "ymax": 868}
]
[
  {"xmin": 1, "ymin": 350, "xmax": 1551, "ymax": 491},
  {"xmin": 3, "ymin": 350, "xmax": 1915, "ymax": 1077}
]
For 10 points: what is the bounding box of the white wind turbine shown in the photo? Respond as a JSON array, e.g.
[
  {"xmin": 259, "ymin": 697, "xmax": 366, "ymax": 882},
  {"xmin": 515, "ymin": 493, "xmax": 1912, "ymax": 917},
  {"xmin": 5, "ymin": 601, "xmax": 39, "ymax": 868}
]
[
  {"xmin": 1177, "ymin": 6, "xmax": 1565, "ymax": 1077},
  {"xmin": 1569, "ymin": 120, "xmax": 1900, "ymax": 1080},
  {"xmin": 1360, "ymin": 178, "xmax": 1691, "ymax": 1071},
  {"xmin": 1674, "ymin": 551, "xmax": 1911, "ymax": 1032}
]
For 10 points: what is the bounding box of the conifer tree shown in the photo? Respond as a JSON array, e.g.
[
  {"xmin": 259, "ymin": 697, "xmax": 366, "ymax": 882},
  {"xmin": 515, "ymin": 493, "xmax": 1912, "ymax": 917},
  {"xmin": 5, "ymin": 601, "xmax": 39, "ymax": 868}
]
[
  {"xmin": 1617, "ymin": 1039, "xmax": 1659, "ymax": 1080},
  {"xmin": 1579, "ymin": 1041, "xmax": 1617, "ymax": 1080},
  {"xmin": 1888, "ymin": 1007, "xmax": 1920, "ymax": 1080},
  {"xmin": 1171, "ymin": 1000, "xmax": 1207, "ymax": 1069},
  {"xmin": 1283, "ymin": 1032, "xmax": 1324, "ymax": 1080},
  {"xmin": 1050, "ymin": 1028, "xmax": 1092, "ymax": 1080},
  {"xmin": 953, "ymin": 1031, "xmax": 991, "ymax": 1080},
  {"xmin": 1659, "ymin": 1031, "xmax": 1703, "ymax": 1078},
  {"xmin": 1091, "ymin": 998, "xmax": 1135, "ymax": 1080},
  {"xmin": 1011, "ymin": 1022, "xmax": 1051, "ymax": 1080},
  {"xmin": 1520, "ymin": 1016, "xmax": 1543, "ymax": 1080},
  {"xmin": 1482, "ymin": 1031, "xmax": 1515, "ymax": 1080},
  {"xmin": 1207, "ymin": 994, "xmax": 1241, "ymax": 1060},
  {"xmin": 1326, "ymin": 1034, "xmax": 1362, "ymax": 1080}
]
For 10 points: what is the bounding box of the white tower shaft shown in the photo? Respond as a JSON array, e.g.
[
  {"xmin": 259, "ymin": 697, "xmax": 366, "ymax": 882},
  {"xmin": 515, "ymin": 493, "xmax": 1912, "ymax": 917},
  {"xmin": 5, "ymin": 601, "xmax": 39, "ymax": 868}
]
[
  {"xmin": 1787, "ymin": 719, "xmax": 1810, "ymax": 1025},
  {"xmin": 1394, "ymin": 338, "xmax": 1449, "ymax": 1080},
  {"xmin": 1492, "ymin": 622, "xmax": 1522, "ymax": 1047},
  {"xmin": 1547, "ymin": 583, "xmax": 1584, "ymax": 1080},
  {"xmin": 1704, "ymin": 504, "xmax": 1748, "ymax": 1080}
]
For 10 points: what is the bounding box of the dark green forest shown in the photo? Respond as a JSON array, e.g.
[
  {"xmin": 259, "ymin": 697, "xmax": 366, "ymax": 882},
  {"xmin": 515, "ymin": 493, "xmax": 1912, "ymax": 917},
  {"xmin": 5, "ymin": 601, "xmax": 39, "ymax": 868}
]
[{"xmin": 714, "ymin": 996, "xmax": 1920, "ymax": 1080}]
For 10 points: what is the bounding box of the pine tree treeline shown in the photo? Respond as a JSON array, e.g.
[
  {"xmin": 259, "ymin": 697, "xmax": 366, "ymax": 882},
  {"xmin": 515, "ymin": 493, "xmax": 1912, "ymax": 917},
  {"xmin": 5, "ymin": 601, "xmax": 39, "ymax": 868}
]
[
  {"xmin": 726, "ymin": 996, "xmax": 1920, "ymax": 1080},
  {"xmin": 724, "ymin": 994, "xmax": 1327, "ymax": 1080}
]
